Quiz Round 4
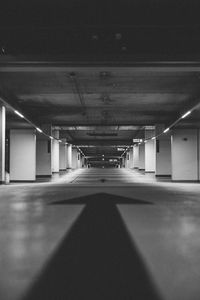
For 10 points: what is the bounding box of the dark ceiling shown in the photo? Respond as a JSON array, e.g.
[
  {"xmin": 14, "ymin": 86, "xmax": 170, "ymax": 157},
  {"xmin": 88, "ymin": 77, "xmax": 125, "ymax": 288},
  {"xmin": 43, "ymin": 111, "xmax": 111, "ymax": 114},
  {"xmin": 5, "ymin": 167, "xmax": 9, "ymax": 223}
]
[{"xmin": 1, "ymin": 1, "xmax": 200, "ymax": 160}]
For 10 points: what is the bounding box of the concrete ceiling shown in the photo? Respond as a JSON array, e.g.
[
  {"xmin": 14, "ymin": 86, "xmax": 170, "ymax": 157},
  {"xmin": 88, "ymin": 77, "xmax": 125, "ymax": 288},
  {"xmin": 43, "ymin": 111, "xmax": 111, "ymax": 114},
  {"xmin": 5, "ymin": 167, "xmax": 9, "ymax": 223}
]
[{"xmin": 1, "ymin": 1, "xmax": 200, "ymax": 159}]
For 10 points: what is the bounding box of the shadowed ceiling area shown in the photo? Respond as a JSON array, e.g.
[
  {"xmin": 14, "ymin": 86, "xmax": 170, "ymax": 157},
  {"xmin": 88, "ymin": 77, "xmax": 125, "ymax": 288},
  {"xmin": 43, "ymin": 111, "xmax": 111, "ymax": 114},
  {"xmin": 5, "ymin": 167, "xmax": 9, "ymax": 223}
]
[{"xmin": 1, "ymin": 1, "xmax": 200, "ymax": 163}]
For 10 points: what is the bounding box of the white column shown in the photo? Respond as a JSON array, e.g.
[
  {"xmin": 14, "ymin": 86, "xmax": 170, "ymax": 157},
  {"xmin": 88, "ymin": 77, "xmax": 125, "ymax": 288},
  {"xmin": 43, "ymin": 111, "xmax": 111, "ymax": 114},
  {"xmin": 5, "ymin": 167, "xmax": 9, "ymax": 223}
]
[
  {"xmin": 36, "ymin": 124, "xmax": 52, "ymax": 177},
  {"xmin": 0, "ymin": 106, "xmax": 5, "ymax": 183},
  {"xmin": 138, "ymin": 143, "xmax": 145, "ymax": 170},
  {"xmin": 155, "ymin": 136, "xmax": 171, "ymax": 176},
  {"xmin": 72, "ymin": 147, "xmax": 78, "ymax": 169},
  {"xmin": 145, "ymin": 129, "xmax": 155, "ymax": 172},
  {"xmin": 52, "ymin": 130, "xmax": 59, "ymax": 173},
  {"xmin": 171, "ymin": 129, "xmax": 198, "ymax": 181},
  {"xmin": 128, "ymin": 147, "xmax": 134, "ymax": 168},
  {"xmin": 10, "ymin": 129, "xmax": 36, "ymax": 181},
  {"xmin": 59, "ymin": 142, "xmax": 67, "ymax": 171},
  {"xmin": 66, "ymin": 144, "xmax": 72, "ymax": 169},
  {"xmin": 133, "ymin": 145, "xmax": 139, "ymax": 168}
]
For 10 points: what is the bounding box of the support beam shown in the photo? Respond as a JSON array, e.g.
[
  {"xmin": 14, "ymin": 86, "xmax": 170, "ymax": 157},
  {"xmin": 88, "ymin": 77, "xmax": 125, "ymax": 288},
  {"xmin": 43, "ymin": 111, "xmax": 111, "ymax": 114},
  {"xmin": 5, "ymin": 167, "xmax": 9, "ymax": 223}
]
[
  {"xmin": 36, "ymin": 124, "xmax": 52, "ymax": 177},
  {"xmin": 138, "ymin": 144, "xmax": 145, "ymax": 170},
  {"xmin": 133, "ymin": 145, "xmax": 139, "ymax": 168},
  {"xmin": 0, "ymin": 106, "xmax": 5, "ymax": 183},
  {"xmin": 155, "ymin": 125, "xmax": 171, "ymax": 176},
  {"xmin": 66, "ymin": 144, "xmax": 72, "ymax": 169},
  {"xmin": 59, "ymin": 142, "xmax": 67, "ymax": 171},
  {"xmin": 52, "ymin": 130, "xmax": 59, "ymax": 173},
  {"xmin": 145, "ymin": 129, "xmax": 155, "ymax": 173}
]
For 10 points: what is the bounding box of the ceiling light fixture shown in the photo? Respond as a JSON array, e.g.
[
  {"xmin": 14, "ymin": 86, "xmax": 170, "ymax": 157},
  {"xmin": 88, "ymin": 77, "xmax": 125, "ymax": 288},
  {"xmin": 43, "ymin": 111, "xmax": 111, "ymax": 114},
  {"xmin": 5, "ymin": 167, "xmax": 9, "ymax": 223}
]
[
  {"xmin": 151, "ymin": 137, "xmax": 156, "ymax": 140},
  {"xmin": 163, "ymin": 128, "xmax": 170, "ymax": 133},
  {"xmin": 181, "ymin": 111, "xmax": 191, "ymax": 119},
  {"xmin": 36, "ymin": 127, "xmax": 43, "ymax": 133},
  {"xmin": 49, "ymin": 136, "xmax": 53, "ymax": 140},
  {"xmin": 14, "ymin": 110, "xmax": 24, "ymax": 118}
]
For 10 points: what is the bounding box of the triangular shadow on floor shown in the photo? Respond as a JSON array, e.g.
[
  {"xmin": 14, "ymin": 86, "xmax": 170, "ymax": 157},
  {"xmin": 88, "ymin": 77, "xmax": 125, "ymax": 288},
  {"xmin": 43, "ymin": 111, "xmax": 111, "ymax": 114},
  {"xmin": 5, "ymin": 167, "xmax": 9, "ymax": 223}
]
[{"xmin": 22, "ymin": 193, "xmax": 160, "ymax": 300}]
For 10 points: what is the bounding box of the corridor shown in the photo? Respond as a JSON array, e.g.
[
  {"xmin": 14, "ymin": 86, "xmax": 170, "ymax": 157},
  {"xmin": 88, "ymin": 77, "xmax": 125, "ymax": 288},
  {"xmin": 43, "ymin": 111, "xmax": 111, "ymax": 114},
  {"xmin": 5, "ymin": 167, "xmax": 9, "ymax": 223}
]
[{"xmin": 0, "ymin": 168, "xmax": 200, "ymax": 300}]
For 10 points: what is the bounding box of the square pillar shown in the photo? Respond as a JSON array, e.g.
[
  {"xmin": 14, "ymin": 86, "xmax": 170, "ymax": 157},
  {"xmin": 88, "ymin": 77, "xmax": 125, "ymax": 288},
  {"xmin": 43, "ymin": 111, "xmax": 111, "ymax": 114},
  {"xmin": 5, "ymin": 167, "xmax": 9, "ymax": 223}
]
[
  {"xmin": 0, "ymin": 106, "xmax": 6, "ymax": 183},
  {"xmin": 66, "ymin": 144, "xmax": 72, "ymax": 169},
  {"xmin": 10, "ymin": 129, "xmax": 36, "ymax": 181},
  {"xmin": 52, "ymin": 130, "xmax": 59, "ymax": 173},
  {"xmin": 154, "ymin": 124, "xmax": 171, "ymax": 176},
  {"xmin": 171, "ymin": 129, "xmax": 198, "ymax": 181},
  {"xmin": 59, "ymin": 142, "xmax": 67, "ymax": 171},
  {"xmin": 145, "ymin": 129, "xmax": 155, "ymax": 172},
  {"xmin": 138, "ymin": 143, "xmax": 145, "ymax": 170},
  {"xmin": 72, "ymin": 147, "xmax": 78, "ymax": 169},
  {"xmin": 133, "ymin": 145, "xmax": 139, "ymax": 168}
]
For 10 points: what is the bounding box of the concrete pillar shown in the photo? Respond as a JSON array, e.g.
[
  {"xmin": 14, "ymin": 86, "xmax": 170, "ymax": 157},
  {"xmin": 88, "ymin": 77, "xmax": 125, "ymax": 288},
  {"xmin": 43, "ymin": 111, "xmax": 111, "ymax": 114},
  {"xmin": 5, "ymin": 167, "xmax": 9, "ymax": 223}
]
[
  {"xmin": 154, "ymin": 124, "xmax": 171, "ymax": 176},
  {"xmin": 52, "ymin": 130, "xmax": 59, "ymax": 173},
  {"xmin": 129, "ymin": 147, "xmax": 134, "ymax": 168},
  {"xmin": 145, "ymin": 129, "xmax": 155, "ymax": 172},
  {"xmin": 138, "ymin": 143, "xmax": 145, "ymax": 170},
  {"xmin": 36, "ymin": 138, "xmax": 52, "ymax": 177},
  {"xmin": 10, "ymin": 129, "xmax": 36, "ymax": 181},
  {"xmin": 72, "ymin": 147, "xmax": 78, "ymax": 169},
  {"xmin": 36, "ymin": 125, "xmax": 52, "ymax": 177},
  {"xmin": 133, "ymin": 145, "xmax": 139, "ymax": 168},
  {"xmin": 66, "ymin": 144, "xmax": 72, "ymax": 169},
  {"xmin": 0, "ymin": 106, "xmax": 5, "ymax": 183},
  {"xmin": 171, "ymin": 129, "xmax": 198, "ymax": 181},
  {"xmin": 59, "ymin": 142, "xmax": 67, "ymax": 171},
  {"xmin": 124, "ymin": 153, "xmax": 129, "ymax": 168}
]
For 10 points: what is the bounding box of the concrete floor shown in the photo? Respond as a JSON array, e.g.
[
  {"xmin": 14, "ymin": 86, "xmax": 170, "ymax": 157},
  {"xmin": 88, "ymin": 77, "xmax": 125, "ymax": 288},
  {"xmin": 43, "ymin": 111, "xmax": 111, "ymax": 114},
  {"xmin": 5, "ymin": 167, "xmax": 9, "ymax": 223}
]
[{"xmin": 0, "ymin": 168, "xmax": 200, "ymax": 299}]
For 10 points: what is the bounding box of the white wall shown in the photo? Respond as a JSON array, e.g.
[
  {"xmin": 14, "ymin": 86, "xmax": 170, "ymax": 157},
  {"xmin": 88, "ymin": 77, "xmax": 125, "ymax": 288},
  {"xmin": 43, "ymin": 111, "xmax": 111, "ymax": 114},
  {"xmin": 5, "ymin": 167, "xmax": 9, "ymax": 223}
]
[
  {"xmin": 52, "ymin": 139, "xmax": 59, "ymax": 173},
  {"xmin": 133, "ymin": 145, "xmax": 139, "ymax": 168},
  {"xmin": 155, "ymin": 137, "xmax": 171, "ymax": 176},
  {"xmin": 10, "ymin": 129, "xmax": 36, "ymax": 181},
  {"xmin": 36, "ymin": 139, "xmax": 52, "ymax": 176},
  {"xmin": 139, "ymin": 144, "xmax": 145, "ymax": 170},
  {"xmin": 171, "ymin": 129, "xmax": 198, "ymax": 181},
  {"xmin": 59, "ymin": 143, "xmax": 67, "ymax": 170},
  {"xmin": 0, "ymin": 106, "xmax": 5, "ymax": 183}
]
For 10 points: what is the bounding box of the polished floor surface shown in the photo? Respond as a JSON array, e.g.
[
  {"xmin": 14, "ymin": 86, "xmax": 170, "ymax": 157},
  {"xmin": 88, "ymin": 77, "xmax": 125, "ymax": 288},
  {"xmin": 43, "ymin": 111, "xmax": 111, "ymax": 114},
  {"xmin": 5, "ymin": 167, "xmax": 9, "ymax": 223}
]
[{"xmin": 0, "ymin": 168, "xmax": 200, "ymax": 300}]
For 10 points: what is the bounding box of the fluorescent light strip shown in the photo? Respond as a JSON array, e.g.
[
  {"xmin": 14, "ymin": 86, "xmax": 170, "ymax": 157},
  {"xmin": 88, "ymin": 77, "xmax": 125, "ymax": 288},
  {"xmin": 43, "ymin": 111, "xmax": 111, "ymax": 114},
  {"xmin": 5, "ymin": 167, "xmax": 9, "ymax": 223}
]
[
  {"xmin": 163, "ymin": 128, "xmax": 170, "ymax": 133},
  {"xmin": 181, "ymin": 111, "xmax": 191, "ymax": 119},
  {"xmin": 151, "ymin": 137, "xmax": 156, "ymax": 140},
  {"xmin": 36, "ymin": 127, "xmax": 43, "ymax": 133},
  {"xmin": 49, "ymin": 136, "xmax": 53, "ymax": 140},
  {"xmin": 14, "ymin": 110, "xmax": 24, "ymax": 118}
]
